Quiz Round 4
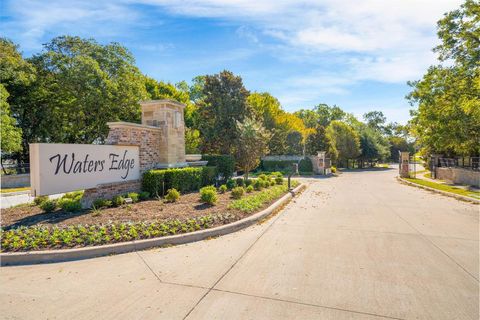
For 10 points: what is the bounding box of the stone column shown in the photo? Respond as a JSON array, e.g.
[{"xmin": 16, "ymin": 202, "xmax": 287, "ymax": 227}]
[{"xmin": 399, "ymin": 152, "xmax": 410, "ymax": 178}]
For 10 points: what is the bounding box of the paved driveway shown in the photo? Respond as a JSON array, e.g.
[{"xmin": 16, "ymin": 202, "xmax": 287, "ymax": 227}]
[{"xmin": 1, "ymin": 167, "xmax": 478, "ymax": 319}]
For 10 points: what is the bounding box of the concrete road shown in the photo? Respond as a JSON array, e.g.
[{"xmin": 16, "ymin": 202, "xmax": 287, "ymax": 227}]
[{"xmin": 1, "ymin": 167, "xmax": 478, "ymax": 319}]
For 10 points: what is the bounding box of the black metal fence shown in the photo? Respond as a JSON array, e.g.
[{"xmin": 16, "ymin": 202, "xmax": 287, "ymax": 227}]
[
  {"xmin": 437, "ymin": 157, "xmax": 479, "ymax": 171},
  {"xmin": 0, "ymin": 163, "xmax": 30, "ymax": 175}
]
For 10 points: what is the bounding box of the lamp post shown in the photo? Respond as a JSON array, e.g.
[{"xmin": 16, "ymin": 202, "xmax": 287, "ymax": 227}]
[{"xmin": 288, "ymin": 163, "xmax": 299, "ymax": 190}]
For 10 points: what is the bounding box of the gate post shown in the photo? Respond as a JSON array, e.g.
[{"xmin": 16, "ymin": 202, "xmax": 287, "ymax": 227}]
[{"xmin": 399, "ymin": 152, "xmax": 410, "ymax": 178}]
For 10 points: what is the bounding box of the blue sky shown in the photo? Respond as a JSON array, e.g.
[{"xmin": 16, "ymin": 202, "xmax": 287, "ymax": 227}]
[{"xmin": 1, "ymin": 0, "xmax": 462, "ymax": 124}]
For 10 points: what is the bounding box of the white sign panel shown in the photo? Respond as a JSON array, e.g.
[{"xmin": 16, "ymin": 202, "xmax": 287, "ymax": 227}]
[{"xmin": 30, "ymin": 143, "xmax": 140, "ymax": 196}]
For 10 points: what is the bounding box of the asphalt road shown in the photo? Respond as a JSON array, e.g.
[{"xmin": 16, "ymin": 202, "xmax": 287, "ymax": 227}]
[{"xmin": 1, "ymin": 167, "xmax": 478, "ymax": 319}]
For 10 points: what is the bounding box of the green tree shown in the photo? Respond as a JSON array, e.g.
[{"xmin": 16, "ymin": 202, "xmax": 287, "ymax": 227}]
[
  {"xmin": 248, "ymin": 92, "xmax": 308, "ymax": 155},
  {"xmin": 235, "ymin": 118, "xmax": 270, "ymax": 180},
  {"xmin": 0, "ymin": 84, "xmax": 22, "ymax": 154},
  {"xmin": 305, "ymin": 125, "xmax": 330, "ymax": 155},
  {"xmin": 326, "ymin": 120, "xmax": 361, "ymax": 167},
  {"xmin": 358, "ymin": 127, "xmax": 390, "ymax": 166},
  {"xmin": 0, "ymin": 38, "xmax": 36, "ymax": 163},
  {"xmin": 185, "ymin": 128, "xmax": 201, "ymax": 154},
  {"xmin": 286, "ymin": 130, "xmax": 303, "ymax": 155},
  {"xmin": 408, "ymin": 1, "xmax": 480, "ymax": 156},
  {"xmin": 6, "ymin": 36, "xmax": 148, "ymax": 161},
  {"xmin": 389, "ymin": 136, "xmax": 413, "ymax": 161},
  {"xmin": 363, "ymin": 111, "xmax": 386, "ymax": 131},
  {"xmin": 198, "ymin": 70, "xmax": 251, "ymax": 154}
]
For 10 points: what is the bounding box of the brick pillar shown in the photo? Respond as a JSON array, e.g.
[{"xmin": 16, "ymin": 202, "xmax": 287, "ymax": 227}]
[{"xmin": 400, "ymin": 152, "xmax": 410, "ymax": 178}]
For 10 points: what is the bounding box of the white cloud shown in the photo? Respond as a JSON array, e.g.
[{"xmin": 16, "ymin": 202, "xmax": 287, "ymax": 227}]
[{"xmin": 2, "ymin": 0, "xmax": 464, "ymax": 122}]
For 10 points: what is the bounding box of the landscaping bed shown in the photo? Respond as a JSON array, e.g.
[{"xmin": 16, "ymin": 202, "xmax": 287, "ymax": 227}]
[{"xmin": 1, "ymin": 177, "xmax": 299, "ymax": 252}]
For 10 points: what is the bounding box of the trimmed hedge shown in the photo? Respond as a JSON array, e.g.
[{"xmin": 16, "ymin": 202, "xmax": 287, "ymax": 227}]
[
  {"xmin": 142, "ymin": 166, "xmax": 217, "ymax": 196},
  {"xmin": 202, "ymin": 155, "xmax": 235, "ymax": 180},
  {"xmin": 201, "ymin": 166, "xmax": 217, "ymax": 186},
  {"xmin": 261, "ymin": 158, "xmax": 313, "ymax": 173}
]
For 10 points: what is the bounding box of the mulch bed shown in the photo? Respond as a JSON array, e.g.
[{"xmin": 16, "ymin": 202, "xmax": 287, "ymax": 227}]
[{"xmin": 1, "ymin": 189, "xmax": 276, "ymax": 230}]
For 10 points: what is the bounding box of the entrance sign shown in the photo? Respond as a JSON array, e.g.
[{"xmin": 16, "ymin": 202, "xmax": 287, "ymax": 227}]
[{"xmin": 30, "ymin": 143, "xmax": 140, "ymax": 196}]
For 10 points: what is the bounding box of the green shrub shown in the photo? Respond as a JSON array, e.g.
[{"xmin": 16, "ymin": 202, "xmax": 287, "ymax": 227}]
[
  {"xmin": 236, "ymin": 177, "xmax": 245, "ymax": 187},
  {"xmin": 331, "ymin": 166, "xmax": 337, "ymax": 173},
  {"xmin": 299, "ymin": 158, "xmax": 313, "ymax": 172},
  {"xmin": 59, "ymin": 198, "xmax": 82, "ymax": 212},
  {"xmin": 127, "ymin": 192, "xmax": 139, "ymax": 203},
  {"xmin": 92, "ymin": 198, "xmax": 112, "ymax": 209},
  {"xmin": 219, "ymin": 184, "xmax": 228, "ymax": 193},
  {"xmin": 253, "ymin": 179, "xmax": 263, "ymax": 191},
  {"xmin": 261, "ymin": 159, "xmax": 313, "ymax": 173},
  {"xmin": 245, "ymin": 179, "xmax": 253, "ymax": 187},
  {"xmin": 34, "ymin": 195, "xmax": 48, "ymax": 206},
  {"xmin": 39, "ymin": 199, "xmax": 57, "ymax": 212},
  {"xmin": 165, "ymin": 188, "xmax": 180, "ymax": 203},
  {"xmin": 275, "ymin": 176, "xmax": 284, "ymax": 185},
  {"xmin": 142, "ymin": 167, "xmax": 218, "ymax": 196},
  {"xmin": 138, "ymin": 191, "xmax": 150, "ymax": 200},
  {"xmin": 63, "ymin": 190, "xmax": 84, "ymax": 200},
  {"xmin": 226, "ymin": 178, "xmax": 237, "ymax": 190},
  {"xmin": 229, "ymin": 184, "xmax": 290, "ymax": 213},
  {"xmin": 258, "ymin": 174, "xmax": 268, "ymax": 181},
  {"xmin": 261, "ymin": 160, "xmax": 297, "ymax": 172},
  {"xmin": 262, "ymin": 179, "xmax": 271, "ymax": 188},
  {"xmin": 112, "ymin": 195, "xmax": 125, "ymax": 207},
  {"xmin": 246, "ymin": 185, "xmax": 254, "ymax": 193},
  {"xmin": 200, "ymin": 186, "xmax": 217, "ymax": 205},
  {"xmin": 269, "ymin": 171, "xmax": 283, "ymax": 178},
  {"xmin": 231, "ymin": 187, "xmax": 244, "ymax": 199},
  {"xmin": 270, "ymin": 179, "xmax": 276, "ymax": 186},
  {"xmin": 202, "ymin": 155, "xmax": 235, "ymax": 180},
  {"xmin": 201, "ymin": 166, "xmax": 217, "ymax": 186}
]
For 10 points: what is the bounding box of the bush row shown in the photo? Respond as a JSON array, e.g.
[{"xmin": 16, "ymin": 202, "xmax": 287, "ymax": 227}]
[
  {"xmin": 229, "ymin": 180, "xmax": 299, "ymax": 213},
  {"xmin": 201, "ymin": 155, "xmax": 235, "ymax": 180},
  {"xmin": 261, "ymin": 158, "xmax": 313, "ymax": 173},
  {"xmin": 142, "ymin": 166, "xmax": 216, "ymax": 196}
]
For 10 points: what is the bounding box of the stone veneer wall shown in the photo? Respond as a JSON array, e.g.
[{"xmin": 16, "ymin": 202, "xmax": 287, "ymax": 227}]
[
  {"xmin": 436, "ymin": 167, "xmax": 480, "ymax": 188},
  {"xmin": 81, "ymin": 180, "xmax": 141, "ymax": 208},
  {"xmin": 106, "ymin": 122, "xmax": 164, "ymax": 171},
  {"xmin": 141, "ymin": 100, "xmax": 186, "ymax": 166}
]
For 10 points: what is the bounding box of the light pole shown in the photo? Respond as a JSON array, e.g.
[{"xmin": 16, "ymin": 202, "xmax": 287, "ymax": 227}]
[{"xmin": 288, "ymin": 163, "xmax": 299, "ymax": 190}]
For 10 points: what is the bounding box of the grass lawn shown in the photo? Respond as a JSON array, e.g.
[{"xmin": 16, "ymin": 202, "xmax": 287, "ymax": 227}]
[
  {"xmin": 0, "ymin": 187, "xmax": 30, "ymax": 194},
  {"xmin": 404, "ymin": 177, "xmax": 480, "ymax": 199}
]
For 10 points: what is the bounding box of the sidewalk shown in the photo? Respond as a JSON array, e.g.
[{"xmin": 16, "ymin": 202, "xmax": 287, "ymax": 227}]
[{"xmin": 0, "ymin": 193, "xmax": 64, "ymax": 209}]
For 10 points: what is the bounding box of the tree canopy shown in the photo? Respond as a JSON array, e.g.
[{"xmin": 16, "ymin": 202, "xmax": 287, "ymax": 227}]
[
  {"xmin": 197, "ymin": 70, "xmax": 251, "ymax": 154},
  {"xmin": 408, "ymin": 0, "xmax": 480, "ymax": 156}
]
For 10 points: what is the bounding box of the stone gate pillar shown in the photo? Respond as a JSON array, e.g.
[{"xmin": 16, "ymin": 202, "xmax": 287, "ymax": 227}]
[{"xmin": 399, "ymin": 152, "xmax": 410, "ymax": 178}]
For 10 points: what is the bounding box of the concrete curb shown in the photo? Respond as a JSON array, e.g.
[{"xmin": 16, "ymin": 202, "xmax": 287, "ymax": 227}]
[
  {"xmin": 1, "ymin": 184, "xmax": 306, "ymax": 266},
  {"xmin": 397, "ymin": 177, "xmax": 479, "ymax": 204}
]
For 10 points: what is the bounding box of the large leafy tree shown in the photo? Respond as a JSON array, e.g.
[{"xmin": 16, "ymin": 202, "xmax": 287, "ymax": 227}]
[
  {"xmin": 408, "ymin": 0, "xmax": 480, "ymax": 156},
  {"xmin": 0, "ymin": 85, "xmax": 22, "ymax": 154},
  {"xmin": 305, "ymin": 125, "xmax": 330, "ymax": 155},
  {"xmin": 234, "ymin": 118, "xmax": 270, "ymax": 180},
  {"xmin": 363, "ymin": 111, "xmax": 387, "ymax": 132},
  {"xmin": 358, "ymin": 127, "xmax": 390, "ymax": 165},
  {"xmin": 295, "ymin": 103, "xmax": 346, "ymax": 128},
  {"xmin": 0, "ymin": 38, "xmax": 36, "ymax": 160},
  {"xmin": 286, "ymin": 130, "xmax": 303, "ymax": 155},
  {"xmin": 248, "ymin": 92, "xmax": 308, "ymax": 155},
  {"xmin": 198, "ymin": 70, "xmax": 250, "ymax": 154},
  {"xmin": 326, "ymin": 120, "xmax": 361, "ymax": 166},
  {"xmin": 6, "ymin": 36, "xmax": 148, "ymax": 161}
]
